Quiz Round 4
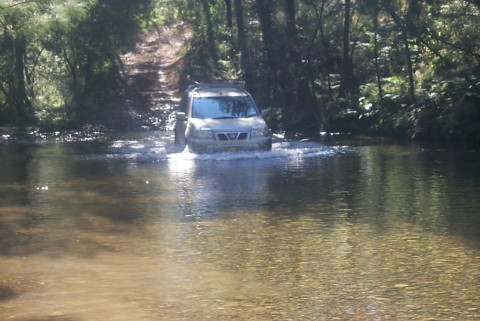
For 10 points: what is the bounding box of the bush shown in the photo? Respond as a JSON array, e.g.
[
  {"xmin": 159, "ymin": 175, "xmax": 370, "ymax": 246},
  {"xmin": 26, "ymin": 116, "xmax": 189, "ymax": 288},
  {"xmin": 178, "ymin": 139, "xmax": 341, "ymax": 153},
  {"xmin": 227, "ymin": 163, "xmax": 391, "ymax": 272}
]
[{"xmin": 443, "ymin": 93, "xmax": 480, "ymax": 142}]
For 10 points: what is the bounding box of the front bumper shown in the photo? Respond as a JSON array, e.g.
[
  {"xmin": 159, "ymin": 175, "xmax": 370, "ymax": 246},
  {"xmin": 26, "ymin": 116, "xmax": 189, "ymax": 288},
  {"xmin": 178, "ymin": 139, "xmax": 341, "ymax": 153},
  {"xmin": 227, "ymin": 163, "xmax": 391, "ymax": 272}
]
[{"xmin": 187, "ymin": 136, "xmax": 272, "ymax": 153}]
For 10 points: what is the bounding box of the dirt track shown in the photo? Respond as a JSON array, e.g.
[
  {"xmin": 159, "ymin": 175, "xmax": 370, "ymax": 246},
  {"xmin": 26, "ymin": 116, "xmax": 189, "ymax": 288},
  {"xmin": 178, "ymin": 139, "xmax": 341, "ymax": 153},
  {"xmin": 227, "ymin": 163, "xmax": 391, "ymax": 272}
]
[{"xmin": 99, "ymin": 24, "xmax": 189, "ymax": 131}]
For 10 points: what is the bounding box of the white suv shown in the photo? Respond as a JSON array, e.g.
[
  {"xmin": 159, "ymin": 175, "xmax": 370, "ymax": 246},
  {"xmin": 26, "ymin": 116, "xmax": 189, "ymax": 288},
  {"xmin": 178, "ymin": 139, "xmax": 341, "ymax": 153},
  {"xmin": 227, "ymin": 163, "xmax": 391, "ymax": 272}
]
[{"xmin": 174, "ymin": 83, "xmax": 272, "ymax": 152}]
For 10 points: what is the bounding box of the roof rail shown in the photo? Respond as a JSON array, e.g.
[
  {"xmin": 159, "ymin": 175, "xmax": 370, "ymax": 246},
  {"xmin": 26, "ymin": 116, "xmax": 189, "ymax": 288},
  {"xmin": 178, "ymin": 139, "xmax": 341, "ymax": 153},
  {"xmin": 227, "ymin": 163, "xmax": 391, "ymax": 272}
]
[{"xmin": 188, "ymin": 81, "xmax": 245, "ymax": 91}]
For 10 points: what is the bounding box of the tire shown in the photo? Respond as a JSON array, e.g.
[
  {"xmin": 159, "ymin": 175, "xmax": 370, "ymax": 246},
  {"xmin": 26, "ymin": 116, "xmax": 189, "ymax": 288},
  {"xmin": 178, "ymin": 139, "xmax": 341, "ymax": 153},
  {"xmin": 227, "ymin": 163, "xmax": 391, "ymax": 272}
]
[
  {"xmin": 174, "ymin": 125, "xmax": 186, "ymax": 147},
  {"xmin": 262, "ymin": 140, "xmax": 272, "ymax": 151}
]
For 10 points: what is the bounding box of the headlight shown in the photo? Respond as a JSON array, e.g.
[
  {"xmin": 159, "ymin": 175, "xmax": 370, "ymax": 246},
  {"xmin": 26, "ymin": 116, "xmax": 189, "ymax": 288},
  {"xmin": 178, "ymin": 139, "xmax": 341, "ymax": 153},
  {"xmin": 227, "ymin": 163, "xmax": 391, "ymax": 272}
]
[
  {"xmin": 251, "ymin": 126, "xmax": 269, "ymax": 137},
  {"xmin": 192, "ymin": 127, "xmax": 213, "ymax": 138}
]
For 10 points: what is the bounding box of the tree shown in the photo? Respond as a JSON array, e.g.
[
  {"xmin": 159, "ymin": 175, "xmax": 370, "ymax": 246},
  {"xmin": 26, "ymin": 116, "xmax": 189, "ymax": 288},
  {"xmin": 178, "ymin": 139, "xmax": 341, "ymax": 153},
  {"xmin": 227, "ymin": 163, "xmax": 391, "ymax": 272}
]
[
  {"xmin": 1, "ymin": 0, "xmax": 480, "ymax": 141},
  {"xmin": 255, "ymin": 0, "xmax": 276, "ymax": 80},
  {"xmin": 0, "ymin": 1, "xmax": 40, "ymax": 124},
  {"xmin": 200, "ymin": 0, "xmax": 219, "ymax": 62},
  {"xmin": 225, "ymin": 0, "xmax": 233, "ymax": 29},
  {"xmin": 340, "ymin": 0, "xmax": 353, "ymax": 97},
  {"xmin": 233, "ymin": 0, "xmax": 253, "ymax": 90},
  {"xmin": 383, "ymin": 0, "xmax": 417, "ymax": 104},
  {"xmin": 1, "ymin": 0, "xmax": 153, "ymax": 125}
]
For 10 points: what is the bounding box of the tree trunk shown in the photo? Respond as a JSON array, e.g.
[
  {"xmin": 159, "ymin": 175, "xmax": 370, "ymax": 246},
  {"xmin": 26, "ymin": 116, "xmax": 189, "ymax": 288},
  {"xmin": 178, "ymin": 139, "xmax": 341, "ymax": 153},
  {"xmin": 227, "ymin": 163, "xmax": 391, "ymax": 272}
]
[
  {"xmin": 373, "ymin": 4, "xmax": 384, "ymax": 107},
  {"xmin": 200, "ymin": 0, "xmax": 218, "ymax": 62},
  {"xmin": 317, "ymin": 0, "xmax": 333, "ymax": 100},
  {"xmin": 13, "ymin": 34, "xmax": 31, "ymax": 123},
  {"xmin": 403, "ymin": 32, "xmax": 416, "ymax": 104},
  {"xmin": 340, "ymin": 0, "xmax": 352, "ymax": 97},
  {"xmin": 284, "ymin": 0, "xmax": 319, "ymax": 134},
  {"xmin": 385, "ymin": 2, "xmax": 416, "ymax": 104},
  {"xmin": 281, "ymin": 0, "xmax": 299, "ymax": 122},
  {"xmin": 256, "ymin": 0, "xmax": 318, "ymax": 134},
  {"xmin": 284, "ymin": 0, "xmax": 299, "ymax": 63},
  {"xmin": 225, "ymin": 0, "xmax": 233, "ymax": 29},
  {"xmin": 405, "ymin": 0, "xmax": 419, "ymax": 104},
  {"xmin": 255, "ymin": 0, "xmax": 276, "ymax": 76},
  {"xmin": 233, "ymin": 0, "xmax": 253, "ymax": 91}
]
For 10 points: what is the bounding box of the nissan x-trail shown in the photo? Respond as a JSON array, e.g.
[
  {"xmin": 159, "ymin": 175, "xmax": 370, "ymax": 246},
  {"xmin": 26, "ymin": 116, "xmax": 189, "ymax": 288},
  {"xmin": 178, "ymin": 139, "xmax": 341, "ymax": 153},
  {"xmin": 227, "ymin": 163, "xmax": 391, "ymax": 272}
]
[{"xmin": 174, "ymin": 83, "xmax": 272, "ymax": 152}]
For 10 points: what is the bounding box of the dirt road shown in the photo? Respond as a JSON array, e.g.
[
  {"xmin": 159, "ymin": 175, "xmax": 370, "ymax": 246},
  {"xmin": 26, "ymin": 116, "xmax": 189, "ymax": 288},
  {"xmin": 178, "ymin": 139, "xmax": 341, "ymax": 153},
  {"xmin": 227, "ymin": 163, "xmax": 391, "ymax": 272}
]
[{"xmin": 102, "ymin": 24, "xmax": 189, "ymax": 131}]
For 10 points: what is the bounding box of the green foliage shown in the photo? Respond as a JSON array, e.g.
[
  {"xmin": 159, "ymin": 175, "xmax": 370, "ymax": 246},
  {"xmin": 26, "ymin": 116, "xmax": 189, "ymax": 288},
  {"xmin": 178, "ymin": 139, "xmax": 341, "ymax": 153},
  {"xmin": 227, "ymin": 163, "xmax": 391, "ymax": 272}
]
[
  {"xmin": 168, "ymin": 0, "xmax": 480, "ymax": 141},
  {"xmin": 323, "ymin": 98, "xmax": 359, "ymax": 134},
  {"xmin": 0, "ymin": 0, "xmax": 152, "ymax": 126},
  {"xmin": 0, "ymin": 0, "xmax": 479, "ymax": 142},
  {"xmin": 410, "ymin": 78, "xmax": 480, "ymax": 142}
]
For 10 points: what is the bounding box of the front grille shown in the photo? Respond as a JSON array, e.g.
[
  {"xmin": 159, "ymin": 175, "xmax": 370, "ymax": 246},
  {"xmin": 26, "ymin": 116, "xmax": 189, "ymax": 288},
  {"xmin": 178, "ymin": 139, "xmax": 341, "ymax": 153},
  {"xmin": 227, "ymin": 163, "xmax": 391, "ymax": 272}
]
[{"xmin": 216, "ymin": 132, "xmax": 249, "ymax": 141}]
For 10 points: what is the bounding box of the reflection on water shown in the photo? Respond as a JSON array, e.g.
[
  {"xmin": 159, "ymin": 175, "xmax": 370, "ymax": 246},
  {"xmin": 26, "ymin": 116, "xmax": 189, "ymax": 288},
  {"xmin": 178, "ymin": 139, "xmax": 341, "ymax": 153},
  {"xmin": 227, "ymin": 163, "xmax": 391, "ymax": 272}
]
[{"xmin": 0, "ymin": 134, "xmax": 479, "ymax": 320}]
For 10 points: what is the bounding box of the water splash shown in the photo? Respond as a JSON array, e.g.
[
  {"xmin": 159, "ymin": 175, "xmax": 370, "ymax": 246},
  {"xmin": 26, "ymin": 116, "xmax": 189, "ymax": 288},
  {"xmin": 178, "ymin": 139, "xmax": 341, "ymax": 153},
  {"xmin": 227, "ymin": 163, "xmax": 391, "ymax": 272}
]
[
  {"xmin": 75, "ymin": 131, "xmax": 348, "ymax": 163},
  {"xmin": 111, "ymin": 141, "xmax": 344, "ymax": 163}
]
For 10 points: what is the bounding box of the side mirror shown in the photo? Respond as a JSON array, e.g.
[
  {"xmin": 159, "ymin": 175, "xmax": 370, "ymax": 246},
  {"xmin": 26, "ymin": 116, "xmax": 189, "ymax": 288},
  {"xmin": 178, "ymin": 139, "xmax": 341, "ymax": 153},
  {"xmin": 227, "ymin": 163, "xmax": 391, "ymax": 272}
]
[
  {"xmin": 176, "ymin": 112, "xmax": 187, "ymax": 121},
  {"xmin": 261, "ymin": 108, "xmax": 271, "ymax": 118}
]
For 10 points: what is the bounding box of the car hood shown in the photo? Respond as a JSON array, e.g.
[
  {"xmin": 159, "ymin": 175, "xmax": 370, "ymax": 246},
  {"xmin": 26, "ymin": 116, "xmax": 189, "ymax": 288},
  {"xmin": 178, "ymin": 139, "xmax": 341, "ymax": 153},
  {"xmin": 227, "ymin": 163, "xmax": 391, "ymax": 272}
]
[{"xmin": 189, "ymin": 116, "xmax": 267, "ymax": 131}]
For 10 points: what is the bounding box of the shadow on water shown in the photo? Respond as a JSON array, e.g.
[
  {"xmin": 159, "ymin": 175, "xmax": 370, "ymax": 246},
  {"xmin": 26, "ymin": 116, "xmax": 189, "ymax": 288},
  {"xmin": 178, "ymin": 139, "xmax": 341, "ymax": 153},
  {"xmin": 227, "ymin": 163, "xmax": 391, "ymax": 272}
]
[
  {"xmin": 169, "ymin": 140, "xmax": 480, "ymax": 245},
  {"xmin": 1, "ymin": 135, "xmax": 480, "ymax": 258},
  {"xmin": 0, "ymin": 285, "xmax": 17, "ymax": 301},
  {"xmin": 0, "ymin": 133, "xmax": 479, "ymax": 320},
  {"xmin": 0, "ymin": 136, "xmax": 347, "ymax": 258},
  {"xmin": 0, "ymin": 145, "xmax": 149, "ymax": 258}
]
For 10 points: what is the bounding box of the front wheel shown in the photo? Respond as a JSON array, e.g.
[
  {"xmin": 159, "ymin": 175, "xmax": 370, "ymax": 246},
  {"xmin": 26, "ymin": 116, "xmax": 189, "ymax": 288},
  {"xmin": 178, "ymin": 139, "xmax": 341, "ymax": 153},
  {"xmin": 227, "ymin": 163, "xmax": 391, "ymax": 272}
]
[{"xmin": 261, "ymin": 140, "xmax": 272, "ymax": 151}]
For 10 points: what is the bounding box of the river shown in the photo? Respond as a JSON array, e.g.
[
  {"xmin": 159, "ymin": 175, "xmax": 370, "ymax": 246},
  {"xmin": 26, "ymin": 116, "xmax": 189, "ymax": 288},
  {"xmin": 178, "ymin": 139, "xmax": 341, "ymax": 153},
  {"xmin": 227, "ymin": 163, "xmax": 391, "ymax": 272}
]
[{"xmin": 0, "ymin": 132, "xmax": 479, "ymax": 321}]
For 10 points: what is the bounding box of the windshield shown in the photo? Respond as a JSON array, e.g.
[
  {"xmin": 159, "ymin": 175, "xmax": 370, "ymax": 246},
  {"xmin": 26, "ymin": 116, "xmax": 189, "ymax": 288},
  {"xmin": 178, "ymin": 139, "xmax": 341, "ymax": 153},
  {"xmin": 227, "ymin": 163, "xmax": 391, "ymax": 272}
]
[{"xmin": 191, "ymin": 96, "xmax": 259, "ymax": 119}]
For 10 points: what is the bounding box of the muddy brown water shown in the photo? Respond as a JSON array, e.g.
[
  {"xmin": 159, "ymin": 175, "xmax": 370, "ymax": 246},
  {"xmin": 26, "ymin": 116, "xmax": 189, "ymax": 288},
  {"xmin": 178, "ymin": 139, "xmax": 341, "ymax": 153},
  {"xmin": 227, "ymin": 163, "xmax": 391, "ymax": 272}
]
[{"xmin": 1, "ymin": 133, "xmax": 479, "ymax": 320}]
